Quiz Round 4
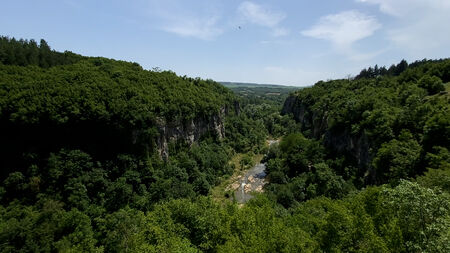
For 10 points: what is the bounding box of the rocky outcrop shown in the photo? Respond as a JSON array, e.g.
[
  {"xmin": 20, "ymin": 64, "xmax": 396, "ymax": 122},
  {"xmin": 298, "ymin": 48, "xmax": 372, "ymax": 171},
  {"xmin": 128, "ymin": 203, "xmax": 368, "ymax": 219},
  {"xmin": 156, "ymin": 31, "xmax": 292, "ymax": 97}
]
[
  {"xmin": 323, "ymin": 129, "xmax": 371, "ymax": 170},
  {"xmin": 130, "ymin": 102, "xmax": 239, "ymax": 159},
  {"xmin": 281, "ymin": 96, "xmax": 327, "ymax": 139},
  {"xmin": 155, "ymin": 107, "xmax": 227, "ymax": 158},
  {"xmin": 282, "ymin": 95, "xmax": 371, "ymax": 170}
]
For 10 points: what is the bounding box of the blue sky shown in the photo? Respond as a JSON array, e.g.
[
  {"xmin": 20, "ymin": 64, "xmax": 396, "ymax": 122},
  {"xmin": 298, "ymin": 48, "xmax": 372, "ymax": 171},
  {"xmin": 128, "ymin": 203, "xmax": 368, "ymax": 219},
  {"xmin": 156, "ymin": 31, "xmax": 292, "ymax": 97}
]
[{"xmin": 2, "ymin": 0, "xmax": 450, "ymax": 86}]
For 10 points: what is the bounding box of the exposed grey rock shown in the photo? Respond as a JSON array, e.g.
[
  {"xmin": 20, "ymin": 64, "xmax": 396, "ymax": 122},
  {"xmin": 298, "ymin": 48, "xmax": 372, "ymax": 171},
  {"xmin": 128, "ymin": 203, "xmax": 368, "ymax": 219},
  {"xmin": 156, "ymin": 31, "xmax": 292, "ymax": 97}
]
[
  {"xmin": 282, "ymin": 94, "xmax": 372, "ymax": 179},
  {"xmin": 155, "ymin": 107, "xmax": 227, "ymax": 159}
]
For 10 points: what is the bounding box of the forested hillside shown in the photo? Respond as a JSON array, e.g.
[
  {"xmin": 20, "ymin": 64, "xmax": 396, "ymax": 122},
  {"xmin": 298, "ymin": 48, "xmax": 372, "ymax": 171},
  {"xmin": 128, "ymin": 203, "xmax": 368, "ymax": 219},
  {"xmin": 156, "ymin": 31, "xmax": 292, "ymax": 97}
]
[
  {"xmin": 259, "ymin": 59, "xmax": 450, "ymax": 251},
  {"xmin": 281, "ymin": 59, "xmax": 449, "ymax": 185},
  {"xmin": 0, "ymin": 37, "xmax": 449, "ymax": 252},
  {"xmin": 0, "ymin": 37, "xmax": 241, "ymax": 252}
]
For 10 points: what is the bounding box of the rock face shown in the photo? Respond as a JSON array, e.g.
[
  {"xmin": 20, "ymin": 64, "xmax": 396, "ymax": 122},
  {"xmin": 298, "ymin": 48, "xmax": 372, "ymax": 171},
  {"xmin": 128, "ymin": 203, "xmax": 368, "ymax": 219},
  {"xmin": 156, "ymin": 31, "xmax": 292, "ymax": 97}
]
[
  {"xmin": 323, "ymin": 129, "xmax": 371, "ymax": 170},
  {"xmin": 281, "ymin": 96, "xmax": 328, "ymax": 138},
  {"xmin": 282, "ymin": 95, "xmax": 371, "ymax": 170},
  {"xmin": 156, "ymin": 107, "xmax": 226, "ymax": 158},
  {"xmin": 130, "ymin": 101, "xmax": 239, "ymax": 159}
]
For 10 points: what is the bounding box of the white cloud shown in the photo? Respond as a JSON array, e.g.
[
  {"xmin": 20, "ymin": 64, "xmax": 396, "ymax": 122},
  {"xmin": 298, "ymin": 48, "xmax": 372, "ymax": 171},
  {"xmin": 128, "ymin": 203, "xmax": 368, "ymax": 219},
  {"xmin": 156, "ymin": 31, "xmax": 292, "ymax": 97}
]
[
  {"xmin": 144, "ymin": 0, "xmax": 224, "ymax": 40},
  {"xmin": 356, "ymin": 0, "xmax": 450, "ymax": 17},
  {"xmin": 301, "ymin": 10, "xmax": 381, "ymax": 49},
  {"xmin": 356, "ymin": 0, "xmax": 450, "ymax": 57},
  {"xmin": 238, "ymin": 1, "xmax": 285, "ymax": 27},
  {"xmin": 356, "ymin": 0, "xmax": 409, "ymax": 16},
  {"xmin": 238, "ymin": 1, "xmax": 289, "ymax": 36},
  {"xmin": 161, "ymin": 16, "xmax": 222, "ymax": 40}
]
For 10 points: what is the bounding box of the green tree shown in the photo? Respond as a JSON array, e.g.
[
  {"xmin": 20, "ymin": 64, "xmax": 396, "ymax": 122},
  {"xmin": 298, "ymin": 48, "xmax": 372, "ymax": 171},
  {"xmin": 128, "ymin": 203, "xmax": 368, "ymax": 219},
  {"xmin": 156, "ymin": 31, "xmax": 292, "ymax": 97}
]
[
  {"xmin": 419, "ymin": 75, "xmax": 445, "ymax": 95},
  {"xmin": 373, "ymin": 130, "xmax": 421, "ymax": 183},
  {"xmin": 383, "ymin": 180, "xmax": 450, "ymax": 252}
]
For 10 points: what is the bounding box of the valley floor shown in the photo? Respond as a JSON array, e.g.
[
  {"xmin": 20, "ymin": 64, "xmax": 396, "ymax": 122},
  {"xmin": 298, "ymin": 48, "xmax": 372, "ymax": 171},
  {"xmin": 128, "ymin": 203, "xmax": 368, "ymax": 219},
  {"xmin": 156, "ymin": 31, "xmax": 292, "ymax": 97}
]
[{"xmin": 211, "ymin": 139, "xmax": 280, "ymax": 204}]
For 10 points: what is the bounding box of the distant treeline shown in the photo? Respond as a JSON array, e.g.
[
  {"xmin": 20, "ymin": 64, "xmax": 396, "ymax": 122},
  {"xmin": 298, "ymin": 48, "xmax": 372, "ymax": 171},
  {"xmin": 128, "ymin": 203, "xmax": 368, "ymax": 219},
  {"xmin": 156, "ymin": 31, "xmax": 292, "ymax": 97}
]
[
  {"xmin": 355, "ymin": 58, "xmax": 450, "ymax": 81},
  {"xmin": 0, "ymin": 36, "xmax": 84, "ymax": 68}
]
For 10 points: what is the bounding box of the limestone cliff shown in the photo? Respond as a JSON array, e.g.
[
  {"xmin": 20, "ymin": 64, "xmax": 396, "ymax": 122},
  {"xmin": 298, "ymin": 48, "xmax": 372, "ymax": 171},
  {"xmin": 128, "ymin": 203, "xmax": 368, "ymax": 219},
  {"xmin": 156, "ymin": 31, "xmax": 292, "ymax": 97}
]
[
  {"xmin": 151, "ymin": 101, "xmax": 239, "ymax": 158},
  {"xmin": 282, "ymin": 95, "xmax": 371, "ymax": 172},
  {"xmin": 155, "ymin": 107, "xmax": 226, "ymax": 158}
]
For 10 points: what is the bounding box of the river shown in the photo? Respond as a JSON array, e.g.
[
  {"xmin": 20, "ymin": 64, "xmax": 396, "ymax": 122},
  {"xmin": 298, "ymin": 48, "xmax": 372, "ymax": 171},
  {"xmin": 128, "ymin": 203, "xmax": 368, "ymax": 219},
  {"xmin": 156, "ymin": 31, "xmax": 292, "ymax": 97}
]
[
  {"xmin": 232, "ymin": 139, "xmax": 279, "ymax": 203},
  {"xmin": 234, "ymin": 163, "xmax": 267, "ymax": 203}
]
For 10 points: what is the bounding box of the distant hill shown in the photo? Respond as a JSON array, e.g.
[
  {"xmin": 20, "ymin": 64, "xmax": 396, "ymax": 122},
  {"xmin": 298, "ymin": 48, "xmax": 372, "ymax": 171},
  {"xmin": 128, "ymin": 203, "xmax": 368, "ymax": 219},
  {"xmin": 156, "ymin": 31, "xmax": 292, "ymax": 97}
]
[
  {"xmin": 220, "ymin": 81, "xmax": 300, "ymax": 104},
  {"xmin": 220, "ymin": 81, "xmax": 297, "ymax": 89}
]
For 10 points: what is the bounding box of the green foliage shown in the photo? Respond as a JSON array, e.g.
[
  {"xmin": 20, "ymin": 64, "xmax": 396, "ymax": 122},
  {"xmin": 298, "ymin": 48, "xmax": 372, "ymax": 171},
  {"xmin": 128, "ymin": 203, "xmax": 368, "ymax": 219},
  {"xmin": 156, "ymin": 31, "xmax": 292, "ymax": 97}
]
[
  {"xmin": 0, "ymin": 36, "xmax": 83, "ymax": 68},
  {"xmin": 423, "ymin": 105, "xmax": 450, "ymax": 149},
  {"xmin": 278, "ymin": 133, "xmax": 325, "ymax": 176},
  {"xmin": 1, "ymin": 178, "xmax": 449, "ymax": 252},
  {"xmin": 221, "ymin": 82, "xmax": 298, "ymax": 104},
  {"xmin": 0, "ymin": 36, "xmax": 237, "ymax": 206},
  {"xmin": 224, "ymin": 83, "xmax": 301, "ymax": 140},
  {"xmin": 0, "ymin": 38, "xmax": 235, "ymax": 177},
  {"xmin": 0, "ymin": 199, "xmax": 102, "ymax": 252},
  {"xmin": 416, "ymin": 146, "xmax": 450, "ymax": 193},
  {"xmin": 225, "ymin": 113, "xmax": 267, "ymax": 153},
  {"xmin": 372, "ymin": 130, "xmax": 421, "ymax": 183},
  {"xmin": 383, "ymin": 180, "xmax": 450, "ymax": 252},
  {"xmin": 0, "ymin": 37, "xmax": 239, "ymax": 248},
  {"xmin": 284, "ymin": 59, "xmax": 450, "ymax": 184},
  {"xmin": 419, "ymin": 74, "xmax": 445, "ymax": 95},
  {"xmin": 265, "ymin": 133, "xmax": 352, "ymax": 207},
  {"xmin": 0, "ymin": 58, "xmax": 233, "ymax": 126},
  {"xmin": 416, "ymin": 168, "xmax": 450, "ymax": 194},
  {"xmin": 239, "ymin": 152, "xmax": 254, "ymax": 170},
  {"xmin": 1, "ymin": 37, "xmax": 449, "ymax": 252}
]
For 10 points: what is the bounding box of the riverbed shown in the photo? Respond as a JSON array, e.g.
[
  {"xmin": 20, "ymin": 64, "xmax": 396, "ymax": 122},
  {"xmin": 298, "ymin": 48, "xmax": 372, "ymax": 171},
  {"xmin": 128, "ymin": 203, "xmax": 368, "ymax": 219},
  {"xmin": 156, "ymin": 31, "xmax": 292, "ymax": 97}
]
[{"xmin": 233, "ymin": 163, "xmax": 267, "ymax": 203}]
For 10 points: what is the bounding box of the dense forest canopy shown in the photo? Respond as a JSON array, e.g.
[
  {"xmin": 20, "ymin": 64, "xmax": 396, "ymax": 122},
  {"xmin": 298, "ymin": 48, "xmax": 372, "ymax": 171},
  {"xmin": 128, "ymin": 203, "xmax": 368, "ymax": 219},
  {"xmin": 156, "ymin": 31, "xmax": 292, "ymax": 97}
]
[
  {"xmin": 0, "ymin": 36, "xmax": 235, "ymax": 165},
  {"xmin": 0, "ymin": 36, "xmax": 237, "ymax": 216},
  {"xmin": 280, "ymin": 59, "xmax": 449, "ymax": 185},
  {"xmin": 223, "ymin": 82, "xmax": 301, "ymax": 152},
  {"xmin": 0, "ymin": 36, "xmax": 449, "ymax": 252}
]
